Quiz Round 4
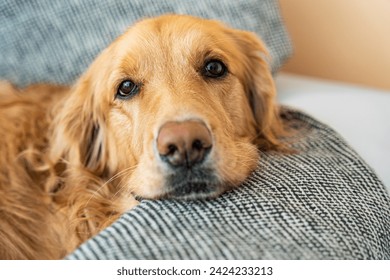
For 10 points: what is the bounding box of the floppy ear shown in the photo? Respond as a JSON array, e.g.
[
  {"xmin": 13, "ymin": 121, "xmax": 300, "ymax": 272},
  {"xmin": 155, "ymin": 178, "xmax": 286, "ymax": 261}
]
[
  {"xmin": 50, "ymin": 73, "xmax": 109, "ymax": 175},
  {"xmin": 229, "ymin": 29, "xmax": 287, "ymax": 151}
]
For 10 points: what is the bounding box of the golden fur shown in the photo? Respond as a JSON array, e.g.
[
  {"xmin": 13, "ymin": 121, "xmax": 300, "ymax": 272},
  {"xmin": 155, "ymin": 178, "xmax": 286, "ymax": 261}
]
[{"xmin": 0, "ymin": 15, "xmax": 288, "ymax": 259}]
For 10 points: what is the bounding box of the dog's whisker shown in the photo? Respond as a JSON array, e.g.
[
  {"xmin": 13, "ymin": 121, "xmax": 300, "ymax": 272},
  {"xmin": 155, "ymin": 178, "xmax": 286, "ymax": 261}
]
[
  {"xmin": 105, "ymin": 166, "xmax": 137, "ymax": 186},
  {"xmin": 83, "ymin": 165, "xmax": 137, "ymax": 208},
  {"xmin": 109, "ymin": 170, "xmax": 136, "ymax": 202}
]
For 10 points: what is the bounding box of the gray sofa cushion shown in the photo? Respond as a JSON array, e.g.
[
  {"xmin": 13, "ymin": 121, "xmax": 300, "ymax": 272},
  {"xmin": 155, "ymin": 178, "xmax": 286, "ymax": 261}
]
[
  {"xmin": 0, "ymin": 0, "xmax": 292, "ymax": 87},
  {"xmin": 67, "ymin": 109, "xmax": 390, "ymax": 260}
]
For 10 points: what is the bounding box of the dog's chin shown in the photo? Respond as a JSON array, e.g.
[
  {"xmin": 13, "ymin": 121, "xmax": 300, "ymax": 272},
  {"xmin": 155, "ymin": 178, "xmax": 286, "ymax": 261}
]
[
  {"xmin": 163, "ymin": 165, "xmax": 223, "ymax": 200},
  {"xmin": 137, "ymin": 166, "xmax": 228, "ymax": 200},
  {"xmin": 162, "ymin": 181, "xmax": 223, "ymax": 200}
]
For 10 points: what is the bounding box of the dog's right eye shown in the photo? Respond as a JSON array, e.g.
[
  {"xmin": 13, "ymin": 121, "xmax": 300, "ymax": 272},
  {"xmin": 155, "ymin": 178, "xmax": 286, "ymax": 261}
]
[{"xmin": 116, "ymin": 80, "xmax": 139, "ymax": 99}]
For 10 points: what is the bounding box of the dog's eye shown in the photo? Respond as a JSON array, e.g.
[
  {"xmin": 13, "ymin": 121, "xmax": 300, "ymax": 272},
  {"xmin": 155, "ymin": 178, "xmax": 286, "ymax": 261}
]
[
  {"xmin": 116, "ymin": 80, "xmax": 139, "ymax": 99},
  {"xmin": 203, "ymin": 60, "xmax": 227, "ymax": 78}
]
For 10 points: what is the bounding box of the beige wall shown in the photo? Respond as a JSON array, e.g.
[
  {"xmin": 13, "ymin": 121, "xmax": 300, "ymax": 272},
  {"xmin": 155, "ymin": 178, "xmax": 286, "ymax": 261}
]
[{"xmin": 278, "ymin": 0, "xmax": 390, "ymax": 90}]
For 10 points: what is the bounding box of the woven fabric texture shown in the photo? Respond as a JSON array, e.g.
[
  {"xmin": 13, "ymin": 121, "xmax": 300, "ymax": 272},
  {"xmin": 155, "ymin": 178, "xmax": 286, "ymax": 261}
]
[
  {"xmin": 67, "ymin": 109, "xmax": 390, "ymax": 260},
  {"xmin": 0, "ymin": 0, "xmax": 292, "ymax": 87}
]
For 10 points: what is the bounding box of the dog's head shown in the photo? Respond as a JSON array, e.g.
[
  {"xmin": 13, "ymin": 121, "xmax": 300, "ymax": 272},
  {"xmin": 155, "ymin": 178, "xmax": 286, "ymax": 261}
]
[{"xmin": 51, "ymin": 14, "xmax": 286, "ymax": 200}]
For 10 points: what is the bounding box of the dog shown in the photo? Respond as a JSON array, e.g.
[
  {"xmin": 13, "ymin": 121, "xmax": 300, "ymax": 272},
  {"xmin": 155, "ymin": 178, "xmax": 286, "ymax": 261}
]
[{"xmin": 0, "ymin": 14, "xmax": 288, "ymax": 259}]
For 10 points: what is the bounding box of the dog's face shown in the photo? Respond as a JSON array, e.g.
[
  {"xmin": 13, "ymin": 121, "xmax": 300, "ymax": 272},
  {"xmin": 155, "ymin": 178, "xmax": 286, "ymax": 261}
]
[{"xmin": 52, "ymin": 15, "xmax": 283, "ymax": 200}]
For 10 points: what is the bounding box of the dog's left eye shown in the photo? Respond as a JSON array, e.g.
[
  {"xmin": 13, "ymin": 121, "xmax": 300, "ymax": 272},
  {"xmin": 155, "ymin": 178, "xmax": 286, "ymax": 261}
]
[
  {"xmin": 203, "ymin": 60, "xmax": 227, "ymax": 78},
  {"xmin": 116, "ymin": 80, "xmax": 139, "ymax": 99}
]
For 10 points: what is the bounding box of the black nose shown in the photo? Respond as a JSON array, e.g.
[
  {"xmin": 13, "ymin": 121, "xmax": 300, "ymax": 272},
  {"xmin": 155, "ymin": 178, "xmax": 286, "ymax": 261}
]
[{"xmin": 156, "ymin": 120, "xmax": 212, "ymax": 168}]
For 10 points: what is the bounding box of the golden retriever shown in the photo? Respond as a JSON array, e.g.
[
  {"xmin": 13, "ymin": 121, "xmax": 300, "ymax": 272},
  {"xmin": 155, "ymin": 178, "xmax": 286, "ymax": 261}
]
[{"xmin": 0, "ymin": 14, "xmax": 288, "ymax": 259}]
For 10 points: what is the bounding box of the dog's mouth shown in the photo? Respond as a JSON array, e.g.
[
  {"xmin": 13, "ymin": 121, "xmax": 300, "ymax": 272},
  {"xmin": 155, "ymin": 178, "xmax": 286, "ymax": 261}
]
[
  {"xmin": 160, "ymin": 166, "xmax": 221, "ymax": 200},
  {"xmin": 165, "ymin": 181, "xmax": 219, "ymax": 199}
]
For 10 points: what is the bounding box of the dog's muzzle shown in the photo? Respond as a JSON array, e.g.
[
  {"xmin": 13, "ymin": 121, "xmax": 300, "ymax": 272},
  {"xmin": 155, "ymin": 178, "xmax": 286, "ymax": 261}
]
[{"xmin": 156, "ymin": 120, "xmax": 218, "ymax": 198}]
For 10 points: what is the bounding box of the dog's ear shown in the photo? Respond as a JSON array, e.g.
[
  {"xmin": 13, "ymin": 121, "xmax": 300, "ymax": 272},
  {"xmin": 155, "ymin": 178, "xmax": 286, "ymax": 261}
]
[
  {"xmin": 228, "ymin": 29, "xmax": 287, "ymax": 151},
  {"xmin": 50, "ymin": 70, "xmax": 110, "ymax": 175}
]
